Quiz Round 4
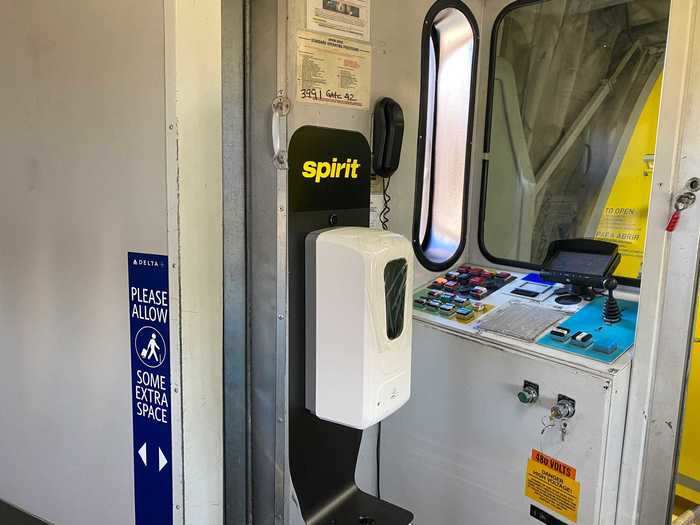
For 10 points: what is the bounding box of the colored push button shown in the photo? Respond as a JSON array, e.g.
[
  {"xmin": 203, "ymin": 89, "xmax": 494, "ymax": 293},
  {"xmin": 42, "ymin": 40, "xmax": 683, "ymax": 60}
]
[
  {"xmin": 444, "ymin": 281, "xmax": 459, "ymax": 291},
  {"xmin": 457, "ymin": 273, "xmax": 471, "ymax": 283},
  {"xmin": 481, "ymin": 271, "xmax": 496, "ymax": 280},
  {"xmin": 472, "ymin": 302, "xmax": 487, "ymax": 313},
  {"xmin": 446, "ymin": 271, "xmax": 461, "ymax": 280},
  {"xmin": 571, "ymin": 331, "xmax": 594, "ymax": 348},
  {"xmin": 455, "ymin": 307, "xmax": 474, "ymax": 323},
  {"xmin": 414, "ymin": 298, "xmax": 428, "ymax": 309},
  {"xmin": 592, "ymin": 338, "xmax": 619, "ymax": 355},
  {"xmin": 469, "ymin": 277, "xmax": 485, "ymax": 286},
  {"xmin": 427, "ymin": 300, "xmax": 441, "ymax": 311},
  {"xmin": 494, "ymin": 272, "xmax": 512, "ymax": 286},
  {"xmin": 439, "ymin": 303, "xmax": 456, "ymax": 317},
  {"xmin": 427, "ymin": 290, "xmax": 442, "ymax": 298},
  {"xmin": 440, "ymin": 292, "xmax": 455, "ymax": 303},
  {"xmin": 453, "ymin": 295, "xmax": 469, "ymax": 306},
  {"xmin": 429, "ymin": 277, "xmax": 448, "ymax": 289},
  {"xmin": 470, "ymin": 286, "xmax": 488, "ymax": 299},
  {"xmin": 549, "ymin": 326, "xmax": 571, "ymax": 343}
]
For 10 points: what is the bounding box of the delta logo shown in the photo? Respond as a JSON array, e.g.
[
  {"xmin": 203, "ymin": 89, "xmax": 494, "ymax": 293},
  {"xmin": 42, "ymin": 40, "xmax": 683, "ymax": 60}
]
[{"xmin": 302, "ymin": 158, "xmax": 361, "ymax": 183}]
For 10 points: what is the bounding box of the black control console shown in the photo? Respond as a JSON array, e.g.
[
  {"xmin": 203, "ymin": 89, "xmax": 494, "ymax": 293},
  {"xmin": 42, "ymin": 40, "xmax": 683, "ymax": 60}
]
[
  {"xmin": 541, "ymin": 239, "xmax": 621, "ymax": 289},
  {"xmin": 541, "ymin": 239, "xmax": 622, "ymax": 317}
]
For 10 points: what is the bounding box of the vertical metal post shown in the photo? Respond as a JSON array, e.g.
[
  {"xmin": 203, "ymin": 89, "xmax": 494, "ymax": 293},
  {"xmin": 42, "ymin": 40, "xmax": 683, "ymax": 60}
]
[{"xmin": 223, "ymin": 0, "xmax": 249, "ymax": 522}]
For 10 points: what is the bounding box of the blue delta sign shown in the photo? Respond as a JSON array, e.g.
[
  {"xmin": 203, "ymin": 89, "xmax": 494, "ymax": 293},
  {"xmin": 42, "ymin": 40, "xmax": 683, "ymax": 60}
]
[{"xmin": 128, "ymin": 253, "xmax": 173, "ymax": 525}]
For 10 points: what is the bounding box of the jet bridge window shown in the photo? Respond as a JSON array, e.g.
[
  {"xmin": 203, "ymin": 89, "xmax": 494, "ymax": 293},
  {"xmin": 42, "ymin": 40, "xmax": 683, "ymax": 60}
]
[
  {"xmin": 480, "ymin": 0, "xmax": 670, "ymax": 284},
  {"xmin": 413, "ymin": 1, "xmax": 479, "ymax": 271}
]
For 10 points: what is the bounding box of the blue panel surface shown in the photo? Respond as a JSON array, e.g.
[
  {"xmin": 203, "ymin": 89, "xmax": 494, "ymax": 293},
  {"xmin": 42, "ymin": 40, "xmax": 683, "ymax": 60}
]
[
  {"xmin": 537, "ymin": 296, "xmax": 638, "ymax": 364},
  {"xmin": 522, "ymin": 273, "xmax": 555, "ymax": 285},
  {"xmin": 128, "ymin": 253, "xmax": 173, "ymax": 525}
]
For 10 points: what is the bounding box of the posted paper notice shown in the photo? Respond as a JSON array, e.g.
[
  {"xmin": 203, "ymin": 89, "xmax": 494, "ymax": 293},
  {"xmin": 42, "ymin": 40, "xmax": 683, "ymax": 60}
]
[
  {"xmin": 297, "ymin": 31, "xmax": 371, "ymax": 110},
  {"xmin": 307, "ymin": 0, "xmax": 370, "ymax": 41}
]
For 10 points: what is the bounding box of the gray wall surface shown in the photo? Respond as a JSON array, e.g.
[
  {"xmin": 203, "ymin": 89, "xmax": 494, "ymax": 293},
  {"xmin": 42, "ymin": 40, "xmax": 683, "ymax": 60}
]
[{"xmin": 0, "ymin": 2, "xmax": 169, "ymax": 523}]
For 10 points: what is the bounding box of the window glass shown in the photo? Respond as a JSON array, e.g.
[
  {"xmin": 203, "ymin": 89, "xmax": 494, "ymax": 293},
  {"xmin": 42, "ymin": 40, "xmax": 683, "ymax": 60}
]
[
  {"xmin": 413, "ymin": 2, "xmax": 478, "ymax": 271},
  {"xmin": 481, "ymin": 0, "xmax": 670, "ymax": 283}
]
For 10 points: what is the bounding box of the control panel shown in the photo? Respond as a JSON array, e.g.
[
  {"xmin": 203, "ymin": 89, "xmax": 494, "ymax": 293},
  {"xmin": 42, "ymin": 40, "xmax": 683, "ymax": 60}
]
[
  {"xmin": 412, "ymin": 264, "xmax": 639, "ymax": 365},
  {"xmin": 413, "ymin": 265, "xmax": 515, "ymax": 323}
]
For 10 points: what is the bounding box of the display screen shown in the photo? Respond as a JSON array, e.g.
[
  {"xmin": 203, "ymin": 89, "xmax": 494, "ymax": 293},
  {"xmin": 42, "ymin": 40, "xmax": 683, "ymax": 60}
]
[
  {"xmin": 547, "ymin": 251, "xmax": 613, "ymax": 276},
  {"xmin": 517, "ymin": 282, "xmax": 551, "ymax": 295}
]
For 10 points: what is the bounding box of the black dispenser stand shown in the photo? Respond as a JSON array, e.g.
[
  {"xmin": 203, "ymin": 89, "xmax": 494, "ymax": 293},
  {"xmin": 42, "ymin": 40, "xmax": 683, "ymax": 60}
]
[{"xmin": 287, "ymin": 126, "xmax": 414, "ymax": 525}]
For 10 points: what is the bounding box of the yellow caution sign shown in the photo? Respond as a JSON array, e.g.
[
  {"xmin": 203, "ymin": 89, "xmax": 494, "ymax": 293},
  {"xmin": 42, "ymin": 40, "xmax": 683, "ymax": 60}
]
[
  {"xmin": 526, "ymin": 451, "xmax": 581, "ymax": 523},
  {"xmin": 595, "ymin": 75, "xmax": 663, "ymax": 279}
]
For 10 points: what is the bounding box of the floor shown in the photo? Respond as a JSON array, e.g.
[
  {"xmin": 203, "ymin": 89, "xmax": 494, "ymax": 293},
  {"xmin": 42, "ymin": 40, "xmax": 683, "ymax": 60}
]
[{"xmin": 0, "ymin": 500, "xmax": 48, "ymax": 525}]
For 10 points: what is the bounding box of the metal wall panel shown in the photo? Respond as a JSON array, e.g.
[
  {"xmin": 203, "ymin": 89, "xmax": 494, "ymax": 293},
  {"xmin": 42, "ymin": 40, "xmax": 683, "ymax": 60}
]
[
  {"xmin": 247, "ymin": 0, "xmax": 288, "ymax": 523},
  {"xmin": 223, "ymin": 0, "xmax": 249, "ymax": 522},
  {"xmin": 175, "ymin": 0, "xmax": 225, "ymax": 522},
  {"xmin": 0, "ymin": 2, "xmax": 169, "ymax": 523}
]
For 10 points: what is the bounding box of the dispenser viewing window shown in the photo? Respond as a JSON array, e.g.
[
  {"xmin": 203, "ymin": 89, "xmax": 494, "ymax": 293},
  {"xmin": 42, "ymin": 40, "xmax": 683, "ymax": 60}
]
[{"xmin": 305, "ymin": 227, "xmax": 413, "ymax": 430}]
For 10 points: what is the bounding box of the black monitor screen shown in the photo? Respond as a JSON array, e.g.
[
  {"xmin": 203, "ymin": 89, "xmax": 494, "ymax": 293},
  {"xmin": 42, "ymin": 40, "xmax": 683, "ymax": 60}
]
[{"xmin": 547, "ymin": 251, "xmax": 613, "ymax": 276}]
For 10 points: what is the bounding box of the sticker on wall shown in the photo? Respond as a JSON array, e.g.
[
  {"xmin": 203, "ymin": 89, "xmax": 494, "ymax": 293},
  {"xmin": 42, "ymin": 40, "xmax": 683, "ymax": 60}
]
[
  {"xmin": 307, "ymin": 0, "xmax": 371, "ymax": 42},
  {"xmin": 128, "ymin": 253, "xmax": 173, "ymax": 525},
  {"xmin": 525, "ymin": 449, "xmax": 580, "ymax": 523},
  {"xmin": 296, "ymin": 30, "xmax": 371, "ymax": 110}
]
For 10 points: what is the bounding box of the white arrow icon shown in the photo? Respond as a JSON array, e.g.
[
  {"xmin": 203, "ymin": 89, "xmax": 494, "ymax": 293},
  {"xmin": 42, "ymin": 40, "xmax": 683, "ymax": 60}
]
[
  {"xmin": 138, "ymin": 443, "xmax": 147, "ymax": 467},
  {"xmin": 158, "ymin": 447, "xmax": 168, "ymax": 472}
]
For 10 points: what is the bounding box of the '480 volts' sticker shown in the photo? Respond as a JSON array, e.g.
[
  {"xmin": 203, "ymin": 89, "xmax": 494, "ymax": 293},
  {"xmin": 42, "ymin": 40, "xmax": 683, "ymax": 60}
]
[{"xmin": 525, "ymin": 449, "xmax": 580, "ymax": 523}]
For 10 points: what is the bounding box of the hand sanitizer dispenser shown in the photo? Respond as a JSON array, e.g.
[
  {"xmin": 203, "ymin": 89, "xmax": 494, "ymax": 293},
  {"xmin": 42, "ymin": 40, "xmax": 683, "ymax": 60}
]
[{"xmin": 305, "ymin": 227, "xmax": 413, "ymax": 430}]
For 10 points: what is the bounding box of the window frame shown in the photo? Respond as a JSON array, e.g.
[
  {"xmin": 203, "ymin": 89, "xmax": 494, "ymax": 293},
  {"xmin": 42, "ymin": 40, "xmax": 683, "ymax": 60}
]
[
  {"xmin": 412, "ymin": 0, "xmax": 480, "ymax": 272},
  {"xmin": 477, "ymin": 0, "xmax": 643, "ymax": 288}
]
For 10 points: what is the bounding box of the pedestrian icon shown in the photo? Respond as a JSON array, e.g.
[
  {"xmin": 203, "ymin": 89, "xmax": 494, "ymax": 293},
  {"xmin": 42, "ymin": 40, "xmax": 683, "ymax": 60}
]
[
  {"xmin": 141, "ymin": 333, "xmax": 161, "ymax": 362},
  {"xmin": 134, "ymin": 327, "xmax": 167, "ymax": 369}
]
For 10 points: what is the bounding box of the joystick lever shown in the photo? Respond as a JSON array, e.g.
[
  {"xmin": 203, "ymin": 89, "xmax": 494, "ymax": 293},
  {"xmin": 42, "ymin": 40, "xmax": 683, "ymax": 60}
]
[{"xmin": 602, "ymin": 278, "xmax": 622, "ymax": 324}]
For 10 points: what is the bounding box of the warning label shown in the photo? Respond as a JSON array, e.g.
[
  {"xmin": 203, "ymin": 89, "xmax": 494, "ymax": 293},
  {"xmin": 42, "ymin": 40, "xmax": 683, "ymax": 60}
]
[
  {"xmin": 531, "ymin": 449, "xmax": 577, "ymax": 480},
  {"xmin": 525, "ymin": 450, "xmax": 580, "ymax": 523}
]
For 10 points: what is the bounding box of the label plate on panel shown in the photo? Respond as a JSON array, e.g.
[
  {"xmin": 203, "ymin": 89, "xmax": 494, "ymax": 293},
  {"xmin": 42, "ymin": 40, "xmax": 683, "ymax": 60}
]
[
  {"xmin": 128, "ymin": 253, "xmax": 173, "ymax": 525},
  {"xmin": 530, "ymin": 505, "xmax": 568, "ymax": 525}
]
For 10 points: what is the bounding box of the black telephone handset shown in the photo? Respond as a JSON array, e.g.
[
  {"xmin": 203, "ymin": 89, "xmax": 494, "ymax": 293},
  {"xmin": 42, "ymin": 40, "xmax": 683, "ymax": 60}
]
[{"xmin": 372, "ymin": 97, "xmax": 404, "ymax": 178}]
